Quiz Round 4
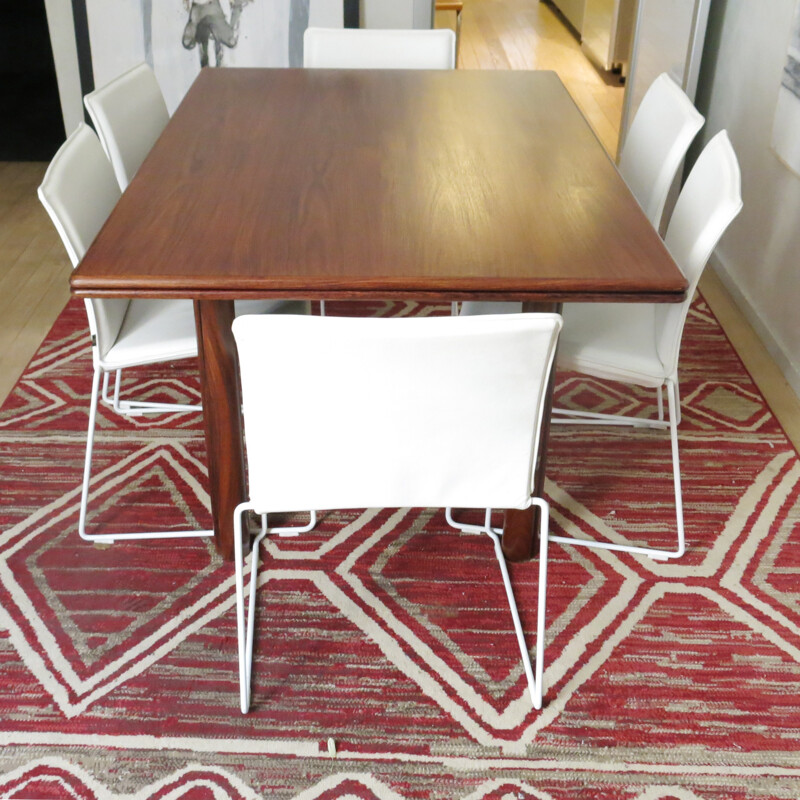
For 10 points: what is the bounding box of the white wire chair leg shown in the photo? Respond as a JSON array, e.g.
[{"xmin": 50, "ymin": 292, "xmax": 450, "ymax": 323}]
[
  {"xmin": 552, "ymin": 407, "xmax": 668, "ymax": 429},
  {"xmin": 665, "ymin": 379, "xmax": 686, "ymax": 557},
  {"xmin": 100, "ymin": 365, "xmax": 201, "ymax": 415},
  {"xmin": 234, "ymin": 504, "xmax": 318, "ymax": 713},
  {"xmin": 235, "ymin": 504, "xmax": 545, "ymax": 711},
  {"xmin": 446, "ymin": 501, "xmax": 548, "ymax": 709},
  {"xmin": 78, "ymin": 365, "xmax": 214, "ymax": 543},
  {"xmin": 101, "ymin": 370, "xmax": 113, "ymax": 406},
  {"xmin": 234, "ymin": 502, "xmax": 259, "ymax": 713},
  {"xmin": 549, "ymin": 378, "xmax": 686, "ymax": 561},
  {"xmin": 113, "ymin": 369, "xmax": 122, "ymax": 409}
]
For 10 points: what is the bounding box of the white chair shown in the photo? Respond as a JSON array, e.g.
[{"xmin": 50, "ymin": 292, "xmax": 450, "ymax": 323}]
[
  {"xmin": 550, "ymin": 131, "xmax": 743, "ymax": 560},
  {"xmin": 303, "ymin": 26, "xmax": 456, "ymax": 69},
  {"xmin": 84, "ymin": 63, "xmax": 170, "ymax": 191},
  {"xmin": 231, "ymin": 312, "xmax": 562, "ymax": 713},
  {"xmin": 38, "ymin": 123, "xmax": 305, "ymax": 544},
  {"xmin": 618, "ymin": 72, "xmax": 705, "ymax": 230}
]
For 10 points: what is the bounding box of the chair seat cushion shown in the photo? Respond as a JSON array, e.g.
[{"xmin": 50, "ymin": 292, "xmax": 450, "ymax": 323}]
[
  {"xmin": 102, "ymin": 298, "xmax": 198, "ymax": 369},
  {"xmin": 460, "ymin": 300, "xmax": 666, "ymax": 387},
  {"xmin": 102, "ymin": 298, "xmax": 310, "ymax": 370},
  {"xmin": 558, "ymin": 302, "xmax": 666, "ymax": 388}
]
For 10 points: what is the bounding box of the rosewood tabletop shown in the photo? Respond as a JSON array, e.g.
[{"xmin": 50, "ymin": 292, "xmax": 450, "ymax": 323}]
[{"xmin": 72, "ymin": 67, "xmax": 687, "ymax": 561}]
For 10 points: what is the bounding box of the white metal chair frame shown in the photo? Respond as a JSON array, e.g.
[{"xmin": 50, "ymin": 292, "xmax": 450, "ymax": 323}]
[
  {"xmin": 550, "ymin": 380, "xmax": 684, "ymax": 560},
  {"xmin": 99, "ymin": 368, "xmax": 201, "ymax": 417},
  {"xmin": 80, "ymin": 356, "xmax": 210, "ymax": 544},
  {"xmin": 231, "ymin": 313, "xmax": 562, "ymax": 713},
  {"xmin": 40, "ymin": 124, "xmax": 310, "ymax": 544},
  {"xmin": 38, "ymin": 123, "xmax": 211, "ymax": 544},
  {"xmin": 234, "ymin": 500, "xmax": 550, "ymax": 714},
  {"xmin": 551, "ymin": 131, "xmax": 743, "ymax": 561}
]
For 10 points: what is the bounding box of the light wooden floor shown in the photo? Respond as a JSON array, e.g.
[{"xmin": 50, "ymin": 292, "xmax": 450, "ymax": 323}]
[
  {"xmin": 2, "ymin": 0, "xmax": 798, "ymax": 450},
  {"xmin": 0, "ymin": 161, "xmax": 72, "ymax": 403},
  {"xmin": 439, "ymin": 0, "xmax": 625, "ymax": 155}
]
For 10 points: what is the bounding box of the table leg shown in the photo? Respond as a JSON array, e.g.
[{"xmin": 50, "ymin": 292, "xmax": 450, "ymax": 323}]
[
  {"xmin": 194, "ymin": 299, "xmax": 250, "ymax": 561},
  {"xmin": 501, "ymin": 301, "xmax": 561, "ymax": 562}
]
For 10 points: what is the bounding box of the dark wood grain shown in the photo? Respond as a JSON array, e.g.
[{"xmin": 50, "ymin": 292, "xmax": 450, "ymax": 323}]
[
  {"xmin": 71, "ymin": 69, "xmax": 688, "ymax": 561},
  {"xmin": 72, "ymin": 69, "xmax": 686, "ymax": 303},
  {"xmin": 194, "ymin": 299, "xmax": 249, "ymax": 561}
]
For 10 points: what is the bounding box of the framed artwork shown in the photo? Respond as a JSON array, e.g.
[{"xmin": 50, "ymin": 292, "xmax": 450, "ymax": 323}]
[{"xmin": 83, "ymin": 0, "xmax": 310, "ymax": 113}]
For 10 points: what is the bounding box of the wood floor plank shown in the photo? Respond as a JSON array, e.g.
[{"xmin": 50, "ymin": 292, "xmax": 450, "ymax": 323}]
[{"xmin": 0, "ymin": 238, "xmax": 70, "ymax": 354}]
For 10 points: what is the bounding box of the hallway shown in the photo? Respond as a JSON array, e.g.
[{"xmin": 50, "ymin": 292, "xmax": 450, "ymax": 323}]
[{"xmin": 439, "ymin": 0, "xmax": 624, "ymax": 155}]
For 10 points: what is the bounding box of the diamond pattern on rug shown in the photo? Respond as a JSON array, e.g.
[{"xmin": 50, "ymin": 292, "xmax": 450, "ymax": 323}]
[{"xmin": 1, "ymin": 296, "xmax": 800, "ymax": 798}]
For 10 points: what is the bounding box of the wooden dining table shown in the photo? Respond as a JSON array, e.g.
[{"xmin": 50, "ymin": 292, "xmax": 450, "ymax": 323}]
[{"xmin": 71, "ymin": 67, "xmax": 687, "ymax": 563}]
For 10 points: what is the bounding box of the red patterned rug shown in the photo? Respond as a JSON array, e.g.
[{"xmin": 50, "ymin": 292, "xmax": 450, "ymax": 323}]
[{"xmin": 1, "ymin": 297, "xmax": 799, "ymax": 799}]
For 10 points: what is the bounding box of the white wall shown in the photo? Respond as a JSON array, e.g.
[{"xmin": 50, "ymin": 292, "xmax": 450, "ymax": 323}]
[
  {"xmin": 43, "ymin": 0, "xmax": 84, "ymax": 136},
  {"xmin": 86, "ymin": 0, "xmax": 291, "ymax": 115},
  {"xmin": 620, "ymin": 0, "xmax": 709, "ymax": 155},
  {"xmin": 85, "ymin": 0, "xmax": 147, "ymax": 93},
  {"xmin": 696, "ymin": 0, "xmax": 800, "ymax": 396},
  {"xmin": 361, "ymin": 0, "xmax": 434, "ymax": 29}
]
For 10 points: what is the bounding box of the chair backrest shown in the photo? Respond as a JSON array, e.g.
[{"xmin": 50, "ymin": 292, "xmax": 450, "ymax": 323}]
[
  {"xmin": 303, "ymin": 27, "xmax": 455, "ymax": 69},
  {"xmin": 655, "ymin": 130, "xmax": 743, "ymax": 376},
  {"xmin": 618, "ymin": 73, "xmax": 704, "ymax": 229},
  {"xmin": 38, "ymin": 123, "xmax": 130, "ymax": 362},
  {"xmin": 84, "ymin": 63, "xmax": 170, "ymax": 191},
  {"xmin": 233, "ymin": 313, "xmax": 562, "ymax": 513}
]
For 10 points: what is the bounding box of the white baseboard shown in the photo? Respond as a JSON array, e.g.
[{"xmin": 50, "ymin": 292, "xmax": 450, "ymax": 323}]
[{"xmin": 710, "ymin": 254, "xmax": 800, "ymax": 399}]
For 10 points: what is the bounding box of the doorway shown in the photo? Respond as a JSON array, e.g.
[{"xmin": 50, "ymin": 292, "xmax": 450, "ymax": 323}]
[{"xmin": 0, "ymin": 0, "xmax": 65, "ymax": 161}]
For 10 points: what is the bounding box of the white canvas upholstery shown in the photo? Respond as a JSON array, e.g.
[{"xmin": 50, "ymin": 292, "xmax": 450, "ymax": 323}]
[
  {"xmin": 101, "ymin": 298, "xmax": 199, "ymax": 370},
  {"xmin": 231, "ymin": 312, "xmax": 562, "ymax": 713},
  {"xmin": 552, "ymin": 131, "xmax": 743, "ymax": 560},
  {"xmin": 458, "ymin": 132, "xmax": 742, "ymax": 561},
  {"xmin": 303, "ymin": 26, "xmax": 455, "ymax": 69},
  {"xmin": 38, "ymin": 124, "xmax": 209, "ymax": 543},
  {"xmin": 38, "ymin": 124, "xmax": 305, "ymax": 543},
  {"xmin": 618, "ymin": 72, "xmax": 705, "ymax": 229},
  {"xmin": 84, "ymin": 63, "xmax": 170, "ymax": 191}
]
